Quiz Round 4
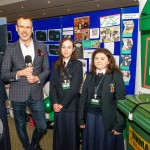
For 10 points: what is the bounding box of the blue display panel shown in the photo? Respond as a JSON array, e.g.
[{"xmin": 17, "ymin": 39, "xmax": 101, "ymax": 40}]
[{"xmin": 7, "ymin": 6, "xmax": 139, "ymax": 94}]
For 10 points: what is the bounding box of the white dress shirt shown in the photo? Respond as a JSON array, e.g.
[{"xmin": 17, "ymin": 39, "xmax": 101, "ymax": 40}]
[
  {"xmin": 96, "ymin": 68, "xmax": 106, "ymax": 75},
  {"xmin": 20, "ymin": 39, "xmax": 35, "ymax": 63}
]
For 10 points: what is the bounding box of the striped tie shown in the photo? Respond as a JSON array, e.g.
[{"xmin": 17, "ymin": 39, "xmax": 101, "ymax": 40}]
[{"xmin": 63, "ymin": 61, "xmax": 66, "ymax": 68}]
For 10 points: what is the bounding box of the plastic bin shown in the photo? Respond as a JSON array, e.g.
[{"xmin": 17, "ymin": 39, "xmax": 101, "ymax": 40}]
[
  {"xmin": 140, "ymin": 0, "xmax": 150, "ymax": 88},
  {"xmin": 117, "ymin": 94, "xmax": 150, "ymax": 150}
]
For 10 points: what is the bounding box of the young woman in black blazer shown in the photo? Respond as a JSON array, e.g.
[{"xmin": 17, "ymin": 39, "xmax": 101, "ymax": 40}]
[
  {"xmin": 50, "ymin": 37, "xmax": 83, "ymax": 150},
  {"xmin": 78, "ymin": 48, "xmax": 126, "ymax": 150}
]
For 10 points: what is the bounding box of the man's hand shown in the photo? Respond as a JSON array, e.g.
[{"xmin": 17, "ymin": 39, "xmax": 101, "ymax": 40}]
[
  {"xmin": 26, "ymin": 75, "xmax": 39, "ymax": 83},
  {"xmin": 17, "ymin": 67, "xmax": 33, "ymax": 78}
]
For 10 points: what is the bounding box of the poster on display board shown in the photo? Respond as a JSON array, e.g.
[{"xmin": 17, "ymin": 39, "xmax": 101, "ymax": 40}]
[
  {"xmin": 48, "ymin": 29, "xmax": 61, "ymax": 42},
  {"xmin": 100, "ymin": 14, "xmax": 120, "ymax": 27},
  {"xmin": 35, "ymin": 30, "xmax": 47, "ymax": 42},
  {"xmin": 100, "ymin": 26, "xmax": 120, "ymax": 42},
  {"xmin": 121, "ymin": 6, "xmax": 139, "ymax": 94},
  {"xmin": 48, "ymin": 44, "xmax": 59, "ymax": 56},
  {"xmin": 122, "ymin": 20, "xmax": 134, "ymax": 37},
  {"xmin": 74, "ymin": 41, "xmax": 84, "ymax": 59},
  {"xmin": 90, "ymin": 28, "xmax": 99, "ymax": 39},
  {"xmin": 74, "ymin": 16, "xmax": 90, "ymax": 41}
]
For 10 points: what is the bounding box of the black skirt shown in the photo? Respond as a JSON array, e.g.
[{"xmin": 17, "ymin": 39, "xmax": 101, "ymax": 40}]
[
  {"xmin": 53, "ymin": 111, "xmax": 79, "ymax": 150},
  {"xmin": 82, "ymin": 112, "xmax": 124, "ymax": 150}
]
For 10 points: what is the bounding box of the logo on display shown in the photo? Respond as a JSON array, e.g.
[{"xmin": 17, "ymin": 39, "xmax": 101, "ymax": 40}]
[
  {"xmin": 129, "ymin": 125, "xmax": 150, "ymax": 150},
  {"xmin": 0, "ymin": 118, "xmax": 3, "ymax": 141}
]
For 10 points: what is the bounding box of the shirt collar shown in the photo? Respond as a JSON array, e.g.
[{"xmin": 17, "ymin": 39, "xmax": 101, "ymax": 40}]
[
  {"xmin": 63, "ymin": 58, "xmax": 70, "ymax": 66},
  {"xmin": 19, "ymin": 39, "xmax": 33, "ymax": 47},
  {"xmin": 96, "ymin": 68, "xmax": 106, "ymax": 75}
]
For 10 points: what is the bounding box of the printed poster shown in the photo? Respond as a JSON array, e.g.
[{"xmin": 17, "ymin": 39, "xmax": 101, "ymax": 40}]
[{"xmin": 74, "ymin": 16, "xmax": 90, "ymax": 41}]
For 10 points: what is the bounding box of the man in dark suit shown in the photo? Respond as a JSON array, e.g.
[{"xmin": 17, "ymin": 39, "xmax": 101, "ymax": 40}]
[
  {"xmin": 1, "ymin": 16, "xmax": 50, "ymax": 150},
  {"xmin": 0, "ymin": 53, "xmax": 3, "ymax": 75},
  {"xmin": 0, "ymin": 50, "xmax": 11, "ymax": 150},
  {"xmin": 0, "ymin": 78, "xmax": 11, "ymax": 150}
]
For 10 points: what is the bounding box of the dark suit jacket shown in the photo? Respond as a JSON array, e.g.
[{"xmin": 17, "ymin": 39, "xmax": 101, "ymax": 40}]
[
  {"xmin": 0, "ymin": 54, "xmax": 3, "ymax": 75},
  {"xmin": 0, "ymin": 78, "xmax": 7, "ymax": 103},
  {"xmin": 78, "ymin": 70, "xmax": 126, "ymax": 132},
  {"xmin": 0, "ymin": 78, "xmax": 11, "ymax": 150},
  {"xmin": 1, "ymin": 40, "xmax": 50, "ymax": 102},
  {"xmin": 50, "ymin": 59, "xmax": 83, "ymax": 111}
]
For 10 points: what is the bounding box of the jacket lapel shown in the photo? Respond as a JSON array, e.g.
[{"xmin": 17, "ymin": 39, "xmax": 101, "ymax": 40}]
[
  {"xmin": 102, "ymin": 73, "xmax": 112, "ymax": 98},
  {"xmin": 88, "ymin": 73, "xmax": 96, "ymax": 98},
  {"xmin": 33, "ymin": 41, "xmax": 38, "ymax": 65},
  {"xmin": 16, "ymin": 41, "xmax": 25, "ymax": 65},
  {"xmin": 66, "ymin": 58, "xmax": 74, "ymax": 69}
]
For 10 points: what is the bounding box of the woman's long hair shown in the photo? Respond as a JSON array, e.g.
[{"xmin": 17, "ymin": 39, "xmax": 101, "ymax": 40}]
[
  {"xmin": 90, "ymin": 48, "xmax": 120, "ymax": 74},
  {"xmin": 55, "ymin": 37, "xmax": 77, "ymax": 68}
]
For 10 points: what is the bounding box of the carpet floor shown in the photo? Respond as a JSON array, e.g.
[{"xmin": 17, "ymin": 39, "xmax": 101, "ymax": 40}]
[{"xmin": 8, "ymin": 116, "xmax": 53, "ymax": 150}]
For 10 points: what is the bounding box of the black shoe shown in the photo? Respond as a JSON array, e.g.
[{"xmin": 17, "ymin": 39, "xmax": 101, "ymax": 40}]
[
  {"xmin": 47, "ymin": 121, "xmax": 54, "ymax": 129},
  {"xmin": 34, "ymin": 145, "xmax": 42, "ymax": 150},
  {"xmin": 26, "ymin": 113, "xmax": 31, "ymax": 122}
]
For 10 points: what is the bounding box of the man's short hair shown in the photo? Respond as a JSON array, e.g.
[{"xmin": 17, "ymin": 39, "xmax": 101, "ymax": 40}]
[{"xmin": 16, "ymin": 16, "xmax": 32, "ymax": 25}]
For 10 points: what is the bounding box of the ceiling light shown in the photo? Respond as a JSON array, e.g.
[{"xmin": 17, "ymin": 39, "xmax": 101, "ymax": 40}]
[
  {"xmin": 97, "ymin": 4, "xmax": 99, "ymax": 7},
  {"xmin": 48, "ymin": 1, "xmax": 51, "ymax": 3},
  {"xmin": 68, "ymin": 9, "xmax": 70, "ymax": 12},
  {"xmin": 0, "ymin": 0, "xmax": 26, "ymax": 7},
  {"xmin": 0, "ymin": 11, "xmax": 3, "ymax": 13},
  {"xmin": 43, "ymin": 12, "xmax": 46, "ymax": 15},
  {"xmin": 21, "ymin": 6, "xmax": 24, "ymax": 8}
]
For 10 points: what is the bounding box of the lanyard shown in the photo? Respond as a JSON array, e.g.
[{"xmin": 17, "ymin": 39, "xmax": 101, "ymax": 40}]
[
  {"xmin": 94, "ymin": 75, "xmax": 105, "ymax": 99},
  {"xmin": 61, "ymin": 65, "xmax": 72, "ymax": 81}
]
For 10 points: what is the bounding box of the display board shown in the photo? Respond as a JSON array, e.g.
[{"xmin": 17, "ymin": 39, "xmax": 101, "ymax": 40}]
[
  {"xmin": 0, "ymin": 18, "xmax": 7, "ymax": 55},
  {"xmin": 7, "ymin": 6, "xmax": 139, "ymax": 95},
  {"xmin": 121, "ymin": 6, "xmax": 139, "ymax": 94}
]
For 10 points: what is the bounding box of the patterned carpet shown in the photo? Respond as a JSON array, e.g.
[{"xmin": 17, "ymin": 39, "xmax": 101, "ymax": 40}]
[{"xmin": 8, "ymin": 116, "xmax": 53, "ymax": 150}]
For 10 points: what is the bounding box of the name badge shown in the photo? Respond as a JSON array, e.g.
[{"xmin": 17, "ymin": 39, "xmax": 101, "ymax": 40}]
[
  {"xmin": 90, "ymin": 98, "xmax": 99, "ymax": 105},
  {"xmin": 62, "ymin": 82, "xmax": 70, "ymax": 90},
  {"xmin": 109, "ymin": 84, "xmax": 115, "ymax": 93}
]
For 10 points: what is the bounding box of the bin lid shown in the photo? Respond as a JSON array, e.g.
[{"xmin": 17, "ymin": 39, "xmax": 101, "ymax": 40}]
[
  {"xmin": 140, "ymin": 0, "xmax": 150, "ymax": 18},
  {"xmin": 140, "ymin": 0, "xmax": 150, "ymax": 30},
  {"xmin": 117, "ymin": 94, "xmax": 150, "ymax": 133},
  {"xmin": 125, "ymin": 94, "xmax": 150, "ymax": 118}
]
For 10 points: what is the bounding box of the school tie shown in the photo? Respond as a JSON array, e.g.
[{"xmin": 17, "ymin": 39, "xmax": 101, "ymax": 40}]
[
  {"xmin": 97, "ymin": 73, "xmax": 103, "ymax": 77},
  {"xmin": 63, "ymin": 61, "xmax": 66, "ymax": 68}
]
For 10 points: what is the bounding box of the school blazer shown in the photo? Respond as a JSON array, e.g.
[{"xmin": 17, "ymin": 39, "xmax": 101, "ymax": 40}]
[
  {"xmin": 50, "ymin": 59, "xmax": 83, "ymax": 112},
  {"xmin": 78, "ymin": 71, "xmax": 126, "ymax": 132},
  {"xmin": 1, "ymin": 40, "xmax": 50, "ymax": 102}
]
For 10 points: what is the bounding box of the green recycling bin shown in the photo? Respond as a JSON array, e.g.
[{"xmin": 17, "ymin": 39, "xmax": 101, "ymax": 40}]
[
  {"xmin": 140, "ymin": 0, "xmax": 150, "ymax": 88},
  {"xmin": 117, "ymin": 94, "xmax": 150, "ymax": 150}
]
